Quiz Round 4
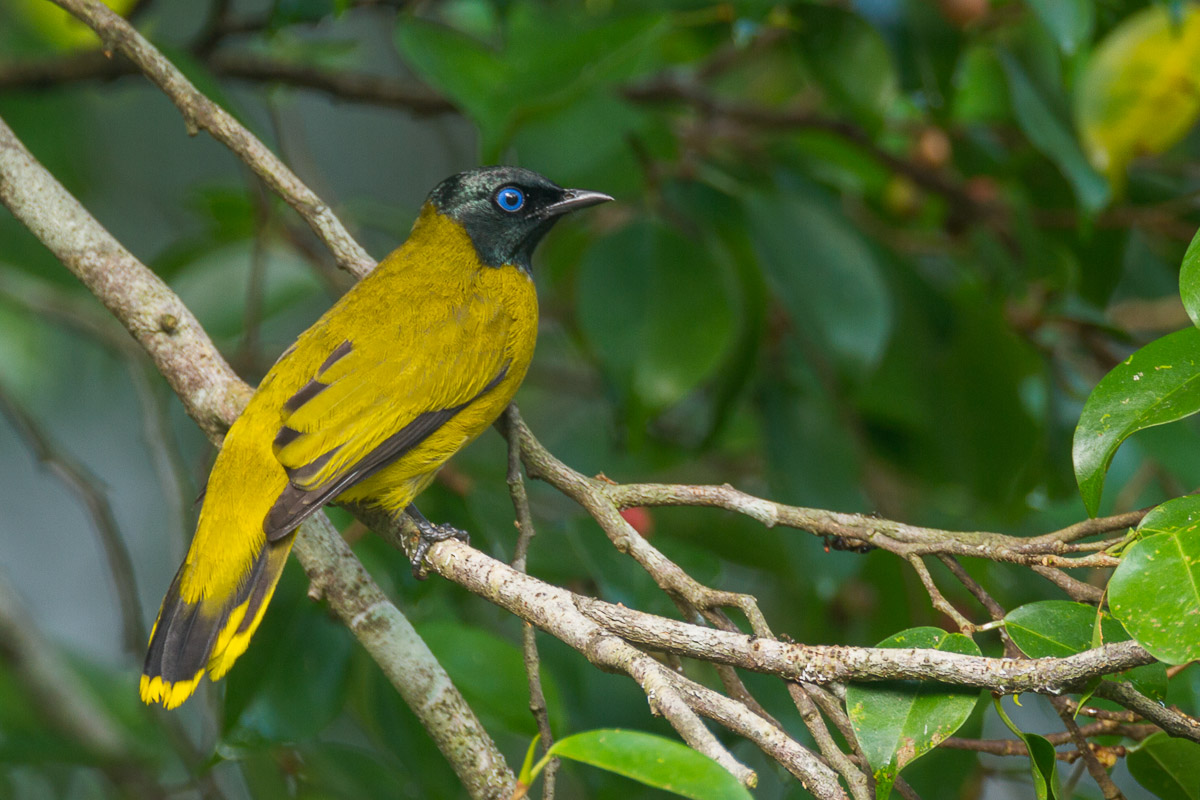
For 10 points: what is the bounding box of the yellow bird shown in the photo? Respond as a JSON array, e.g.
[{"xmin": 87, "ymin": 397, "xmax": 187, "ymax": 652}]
[{"xmin": 141, "ymin": 166, "xmax": 611, "ymax": 708}]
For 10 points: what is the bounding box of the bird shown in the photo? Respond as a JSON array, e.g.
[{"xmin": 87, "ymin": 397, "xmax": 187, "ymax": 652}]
[{"xmin": 140, "ymin": 166, "xmax": 612, "ymax": 709}]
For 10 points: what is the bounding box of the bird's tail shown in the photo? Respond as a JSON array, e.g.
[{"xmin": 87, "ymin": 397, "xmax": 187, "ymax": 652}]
[{"xmin": 140, "ymin": 532, "xmax": 295, "ymax": 709}]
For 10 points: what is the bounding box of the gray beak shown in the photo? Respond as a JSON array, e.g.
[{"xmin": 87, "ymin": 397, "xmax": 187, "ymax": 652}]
[{"xmin": 543, "ymin": 188, "xmax": 614, "ymax": 217}]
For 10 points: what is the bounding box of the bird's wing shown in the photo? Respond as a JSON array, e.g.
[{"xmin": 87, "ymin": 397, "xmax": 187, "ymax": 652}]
[{"xmin": 263, "ymin": 306, "xmax": 513, "ymax": 538}]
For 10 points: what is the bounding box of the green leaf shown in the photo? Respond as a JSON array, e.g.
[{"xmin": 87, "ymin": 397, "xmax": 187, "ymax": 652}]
[
  {"xmin": 1023, "ymin": 732, "xmax": 1059, "ymax": 800},
  {"xmin": 271, "ymin": 0, "xmax": 336, "ymax": 27},
  {"xmin": 395, "ymin": 18, "xmax": 505, "ymax": 138},
  {"xmin": 793, "ymin": 5, "xmax": 897, "ymax": 126},
  {"xmin": 1180, "ymin": 226, "xmax": 1200, "ymax": 330},
  {"xmin": 1109, "ymin": 495, "xmax": 1200, "ymax": 664},
  {"xmin": 1027, "ymin": 0, "xmax": 1094, "ymax": 55},
  {"xmin": 1006, "ymin": 600, "xmax": 1096, "ymax": 657},
  {"xmin": 993, "ymin": 698, "xmax": 1060, "ymax": 799},
  {"xmin": 1072, "ymin": 327, "xmax": 1200, "ymax": 516},
  {"xmin": 1005, "ymin": 600, "xmax": 1166, "ymax": 699},
  {"xmin": 576, "ymin": 220, "xmax": 734, "ymax": 414},
  {"xmin": 1000, "ymin": 53, "xmax": 1109, "ymax": 213},
  {"xmin": 546, "ymin": 729, "xmax": 752, "ymax": 800},
  {"xmin": 397, "ymin": 5, "xmax": 667, "ymax": 160},
  {"xmin": 748, "ymin": 186, "xmax": 892, "ymax": 373},
  {"xmin": 1075, "ymin": 5, "xmax": 1200, "ymax": 186},
  {"xmin": 518, "ymin": 735, "xmax": 541, "ymax": 787},
  {"xmin": 1128, "ymin": 732, "xmax": 1200, "ymax": 800},
  {"xmin": 293, "ymin": 742, "xmax": 416, "ymax": 797},
  {"xmin": 952, "ymin": 46, "xmax": 1010, "ymax": 123},
  {"xmin": 846, "ymin": 628, "xmax": 981, "ymax": 800}
]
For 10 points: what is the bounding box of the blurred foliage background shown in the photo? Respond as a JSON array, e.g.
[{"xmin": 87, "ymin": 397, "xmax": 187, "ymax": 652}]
[{"xmin": 3, "ymin": 0, "xmax": 1200, "ymax": 797}]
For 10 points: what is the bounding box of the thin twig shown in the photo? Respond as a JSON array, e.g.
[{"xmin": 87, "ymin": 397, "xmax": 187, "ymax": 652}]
[
  {"xmin": 788, "ymin": 684, "xmax": 872, "ymax": 800},
  {"xmin": 209, "ymin": 51, "xmax": 456, "ymax": 116},
  {"xmin": 1031, "ymin": 565, "xmax": 1105, "ymax": 603},
  {"xmin": 505, "ymin": 405, "xmax": 559, "ymax": 800},
  {"xmin": 942, "ymin": 720, "xmax": 1152, "ymax": 760},
  {"xmin": 907, "ymin": 555, "xmax": 976, "ymax": 633},
  {"xmin": 0, "ymin": 383, "xmax": 146, "ymax": 654},
  {"xmin": 1049, "ymin": 696, "xmax": 1125, "ymax": 799},
  {"xmin": 578, "ymin": 598, "xmax": 1158, "ymax": 693},
  {"xmin": 1094, "ymin": 681, "xmax": 1200, "ymax": 741},
  {"xmin": 514, "ymin": 450, "xmax": 1133, "ymax": 568}
]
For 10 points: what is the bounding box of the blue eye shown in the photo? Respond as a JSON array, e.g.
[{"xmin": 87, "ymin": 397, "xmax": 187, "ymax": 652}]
[{"xmin": 495, "ymin": 186, "xmax": 525, "ymax": 212}]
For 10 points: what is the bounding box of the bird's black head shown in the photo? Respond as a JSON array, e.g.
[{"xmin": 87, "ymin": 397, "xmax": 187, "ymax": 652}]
[{"xmin": 428, "ymin": 166, "xmax": 612, "ymax": 271}]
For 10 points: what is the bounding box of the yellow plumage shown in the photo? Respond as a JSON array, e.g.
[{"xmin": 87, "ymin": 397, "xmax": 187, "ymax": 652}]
[{"xmin": 141, "ymin": 168, "xmax": 609, "ymax": 708}]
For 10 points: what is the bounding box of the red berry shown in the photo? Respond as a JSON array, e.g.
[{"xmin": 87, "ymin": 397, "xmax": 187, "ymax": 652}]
[{"xmin": 620, "ymin": 507, "xmax": 655, "ymax": 536}]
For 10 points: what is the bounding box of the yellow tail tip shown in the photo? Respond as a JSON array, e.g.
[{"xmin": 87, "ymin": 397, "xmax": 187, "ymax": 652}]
[{"xmin": 139, "ymin": 671, "xmax": 203, "ymax": 709}]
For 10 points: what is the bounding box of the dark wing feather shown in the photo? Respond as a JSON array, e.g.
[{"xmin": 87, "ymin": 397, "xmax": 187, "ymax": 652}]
[{"xmin": 262, "ymin": 365, "xmax": 509, "ymax": 540}]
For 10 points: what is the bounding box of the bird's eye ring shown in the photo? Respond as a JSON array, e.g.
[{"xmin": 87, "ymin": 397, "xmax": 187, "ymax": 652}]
[{"xmin": 495, "ymin": 186, "xmax": 525, "ymax": 213}]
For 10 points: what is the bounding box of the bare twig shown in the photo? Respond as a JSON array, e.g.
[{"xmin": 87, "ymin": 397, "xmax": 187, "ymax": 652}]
[
  {"xmin": 0, "ymin": 49, "xmax": 456, "ymax": 118},
  {"xmin": 789, "ymin": 684, "xmax": 873, "ymax": 800},
  {"xmin": 209, "ymin": 51, "xmax": 456, "ymax": 116},
  {"xmin": 578, "ymin": 599, "xmax": 1157, "ymax": 693},
  {"xmin": 942, "ymin": 719, "xmax": 1154, "ymax": 759},
  {"xmin": 1094, "ymin": 681, "xmax": 1200, "ymax": 742},
  {"xmin": 907, "ymin": 555, "xmax": 976, "ymax": 633},
  {"xmin": 0, "ymin": 272, "xmax": 194, "ymax": 539},
  {"xmin": 394, "ymin": 523, "xmax": 849, "ymax": 796},
  {"xmin": 601, "ymin": 480, "xmax": 1129, "ymax": 568},
  {"xmin": 1030, "ymin": 565, "xmax": 1105, "ymax": 603},
  {"xmin": 936, "ymin": 555, "xmax": 1018, "ymax": 655},
  {"xmin": 296, "ymin": 513, "xmax": 516, "ymax": 798},
  {"xmin": 622, "ymin": 77, "xmax": 993, "ymax": 229}
]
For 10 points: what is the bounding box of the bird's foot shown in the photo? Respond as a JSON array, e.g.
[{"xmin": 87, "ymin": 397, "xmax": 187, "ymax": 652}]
[{"xmin": 407, "ymin": 505, "xmax": 469, "ymax": 579}]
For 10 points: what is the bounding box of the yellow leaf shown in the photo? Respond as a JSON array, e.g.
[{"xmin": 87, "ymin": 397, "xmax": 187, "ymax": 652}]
[
  {"xmin": 1076, "ymin": 4, "xmax": 1200, "ymax": 189},
  {"xmin": 14, "ymin": 0, "xmax": 137, "ymax": 52}
]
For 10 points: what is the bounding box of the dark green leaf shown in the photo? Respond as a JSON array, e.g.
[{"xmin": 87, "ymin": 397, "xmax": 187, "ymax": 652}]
[
  {"xmin": 748, "ymin": 186, "xmax": 892, "ymax": 372},
  {"xmin": 1109, "ymin": 496, "xmax": 1200, "ymax": 664},
  {"xmin": 396, "ymin": 8, "xmax": 667, "ymax": 159},
  {"xmin": 1005, "ymin": 600, "xmax": 1166, "ymax": 699},
  {"xmin": 952, "ymin": 46, "xmax": 1010, "ymax": 123},
  {"xmin": 271, "ymin": 0, "xmax": 336, "ymax": 27},
  {"xmin": 1072, "ymin": 327, "xmax": 1200, "ymax": 516},
  {"xmin": 1006, "ymin": 600, "xmax": 1096, "ymax": 658},
  {"xmin": 1128, "ymin": 732, "xmax": 1200, "ymax": 800},
  {"xmin": 576, "ymin": 220, "xmax": 734, "ymax": 413},
  {"xmin": 1027, "ymin": 0, "xmax": 1093, "ymax": 55},
  {"xmin": 546, "ymin": 729, "xmax": 752, "ymax": 800},
  {"xmin": 1023, "ymin": 732, "xmax": 1060, "ymax": 800},
  {"xmin": 994, "ymin": 698, "xmax": 1060, "ymax": 800},
  {"xmin": 1180, "ymin": 226, "xmax": 1200, "ymax": 329},
  {"xmin": 1001, "ymin": 53, "xmax": 1109, "ymax": 213},
  {"xmin": 395, "ymin": 18, "xmax": 507, "ymax": 147},
  {"xmin": 846, "ymin": 628, "xmax": 981, "ymax": 800},
  {"xmin": 793, "ymin": 6, "xmax": 897, "ymax": 126}
]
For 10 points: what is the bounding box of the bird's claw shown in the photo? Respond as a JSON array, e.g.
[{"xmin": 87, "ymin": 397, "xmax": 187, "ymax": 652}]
[{"xmin": 410, "ymin": 519, "xmax": 469, "ymax": 579}]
